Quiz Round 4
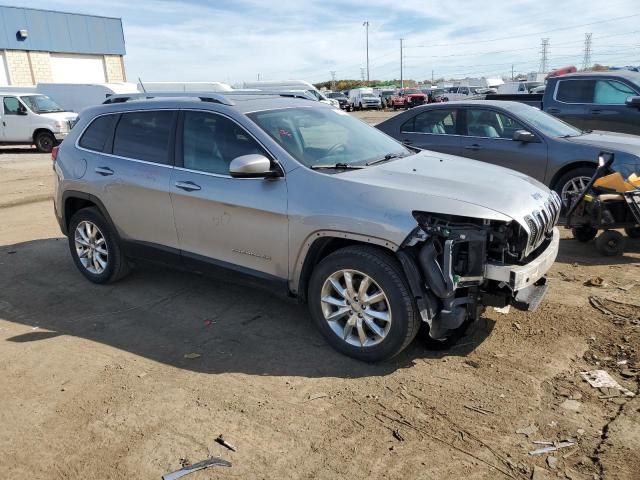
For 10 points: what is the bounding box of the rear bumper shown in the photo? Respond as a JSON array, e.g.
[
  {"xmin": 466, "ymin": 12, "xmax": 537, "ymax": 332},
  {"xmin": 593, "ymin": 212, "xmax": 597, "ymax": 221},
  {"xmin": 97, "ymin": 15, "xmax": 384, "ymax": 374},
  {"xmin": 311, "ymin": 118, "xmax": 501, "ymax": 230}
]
[{"xmin": 485, "ymin": 227, "xmax": 559, "ymax": 291}]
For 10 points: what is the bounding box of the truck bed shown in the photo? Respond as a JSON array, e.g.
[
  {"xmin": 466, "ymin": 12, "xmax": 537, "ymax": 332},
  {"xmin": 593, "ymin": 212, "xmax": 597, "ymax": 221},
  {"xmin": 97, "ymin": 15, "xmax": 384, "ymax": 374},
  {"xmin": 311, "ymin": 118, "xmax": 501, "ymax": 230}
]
[{"xmin": 485, "ymin": 93, "xmax": 543, "ymax": 108}]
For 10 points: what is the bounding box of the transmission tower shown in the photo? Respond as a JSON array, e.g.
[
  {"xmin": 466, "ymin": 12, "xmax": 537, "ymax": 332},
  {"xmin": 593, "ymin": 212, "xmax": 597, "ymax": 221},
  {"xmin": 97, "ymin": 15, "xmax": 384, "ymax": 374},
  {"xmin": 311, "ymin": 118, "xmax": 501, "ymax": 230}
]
[
  {"xmin": 539, "ymin": 38, "xmax": 550, "ymax": 73},
  {"xmin": 582, "ymin": 33, "xmax": 593, "ymax": 71},
  {"xmin": 360, "ymin": 67, "xmax": 366, "ymax": 82},
  {"xmin": 330, "ymin": 70, "xmax": 336, "ymax": 91}
]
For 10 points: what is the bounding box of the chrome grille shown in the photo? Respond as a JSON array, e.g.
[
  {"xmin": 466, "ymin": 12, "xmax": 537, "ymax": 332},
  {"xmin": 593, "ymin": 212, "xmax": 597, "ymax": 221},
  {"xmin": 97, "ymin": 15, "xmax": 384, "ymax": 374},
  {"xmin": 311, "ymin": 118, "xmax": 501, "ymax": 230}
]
[{"xmin": 524, "ymin": 192, "xmax": 561, "ymax": 254}]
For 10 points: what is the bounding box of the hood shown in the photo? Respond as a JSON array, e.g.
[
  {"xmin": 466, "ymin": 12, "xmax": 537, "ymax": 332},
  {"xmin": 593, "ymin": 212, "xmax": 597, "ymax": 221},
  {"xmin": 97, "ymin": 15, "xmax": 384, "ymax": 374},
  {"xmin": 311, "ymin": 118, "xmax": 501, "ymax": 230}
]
[
  {"xmin": 564, "ymin": 131, "xmax": 640, "ymax": 157},
  {"xmin": 39, "ymin": 111, "xmax": 78, "ymax": 121},
  {"xmin": 338, "ymin": 150, "xmax": 553, "ymax": 223}
]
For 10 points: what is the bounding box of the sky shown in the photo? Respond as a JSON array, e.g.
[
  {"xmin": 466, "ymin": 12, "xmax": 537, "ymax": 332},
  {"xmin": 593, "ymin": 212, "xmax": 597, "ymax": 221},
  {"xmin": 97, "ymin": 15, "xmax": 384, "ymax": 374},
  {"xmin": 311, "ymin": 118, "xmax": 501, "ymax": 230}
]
[{"xmin": 14, "ymin": 0, "xmax": 640, "ymax": 85}]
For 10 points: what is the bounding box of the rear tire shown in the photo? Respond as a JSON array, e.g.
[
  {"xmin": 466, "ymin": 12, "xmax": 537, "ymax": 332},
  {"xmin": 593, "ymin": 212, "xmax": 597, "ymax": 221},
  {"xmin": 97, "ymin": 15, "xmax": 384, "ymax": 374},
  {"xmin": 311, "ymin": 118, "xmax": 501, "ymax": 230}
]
[
  {"xmin": 572, "ymin": 226, "xmax": 598, "ymax": 242},
  {"xmin": 68, "ymin": 207, "xmax": 130, "ymax": 283},
  {"xmin": 308, "ymin": 246, "xmax": 420, "ymax": 362},
  {"xmin": 625, "ymin": 226, "xmax": 640, "ymax": 238},
  {"xmin": 35, "ymin": 131, "xmax": 56, "ymax": 153},
  {"xmin": 595, "ymin": 230, "xmax": 626, "ymax": 256}
]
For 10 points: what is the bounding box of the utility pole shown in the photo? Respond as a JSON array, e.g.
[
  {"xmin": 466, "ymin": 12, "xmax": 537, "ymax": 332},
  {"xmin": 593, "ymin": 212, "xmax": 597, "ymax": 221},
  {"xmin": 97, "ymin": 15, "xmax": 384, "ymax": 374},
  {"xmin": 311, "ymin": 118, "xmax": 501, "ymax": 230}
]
[
  {"xmin": 511, "ymin": 64, "xmax": 514, "ymax": 80},
  {"xmin": 400, "ymin": 38, "xmax": 404, "ymax": 89},
  {"xmin": 360, "ymin": 67, "xmax": 366, "ymax": 82},
  {"xmin": 582, "ymin": 33, "xmax": 593, "ymax": 71},
  {"xmin": 330, "ymin": 70, "xmax": 336, "ymax": 91},
  {"xmin": 431, "ymin": 69, "xmax": 434, "ymax": 85},
  {"xmin": 363, "ymin": 21, "xmax": 370, "ymax": 84},
  {"xmin": 539, "ymin": 38, "xmax": 550, "ymax": 73},
  {"xmin": 257, "ymin": 73, "xmax": 261, "ymax": 81}
]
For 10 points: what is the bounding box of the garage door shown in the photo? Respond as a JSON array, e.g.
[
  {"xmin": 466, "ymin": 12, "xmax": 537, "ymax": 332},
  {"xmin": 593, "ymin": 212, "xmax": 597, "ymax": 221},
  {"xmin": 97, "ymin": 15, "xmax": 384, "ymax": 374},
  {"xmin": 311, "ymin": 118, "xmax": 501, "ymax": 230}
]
[
  {"xmin": 50, "ymin": 54, "xmax": 106, "ymax": 83},
  {"xmin": 0, "ymin": 53, "xmax": 8, "ymax": 85}
]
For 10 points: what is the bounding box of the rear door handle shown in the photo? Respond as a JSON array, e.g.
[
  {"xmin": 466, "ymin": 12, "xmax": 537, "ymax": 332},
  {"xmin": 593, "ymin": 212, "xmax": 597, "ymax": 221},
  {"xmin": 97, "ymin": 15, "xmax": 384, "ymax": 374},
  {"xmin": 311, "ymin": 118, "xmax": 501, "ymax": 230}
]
[
  {"xmin": 464, "ymin": 144, "xmax": 481, "ymax": 151},
  {"xmin": 590, "ymin": 109, "xmax": 603, "ymax": 114},
  {"xmin": 175, "ymin": 181, "xmax": 201, "ymax": 192},
  {"xmin": 95, "ymin": 166, "xmax": 114, "ymax": 176}
]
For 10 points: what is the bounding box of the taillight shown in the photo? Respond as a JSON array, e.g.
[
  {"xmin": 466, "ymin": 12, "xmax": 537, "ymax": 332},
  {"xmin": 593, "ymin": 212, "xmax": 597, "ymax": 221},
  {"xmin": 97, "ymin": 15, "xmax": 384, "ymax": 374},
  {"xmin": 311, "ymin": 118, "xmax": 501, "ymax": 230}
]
[{"xmin": 51, "ymin": 146, "xmax": 59, "ymax": 162}]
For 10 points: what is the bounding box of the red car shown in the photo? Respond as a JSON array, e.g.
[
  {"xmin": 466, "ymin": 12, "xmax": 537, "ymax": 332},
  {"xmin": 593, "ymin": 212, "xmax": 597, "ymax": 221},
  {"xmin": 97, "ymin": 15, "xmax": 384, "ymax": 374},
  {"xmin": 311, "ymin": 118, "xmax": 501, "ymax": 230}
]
[{"xmin": 389, "ymin": 88, "xmax": 427, "ymax": 110}]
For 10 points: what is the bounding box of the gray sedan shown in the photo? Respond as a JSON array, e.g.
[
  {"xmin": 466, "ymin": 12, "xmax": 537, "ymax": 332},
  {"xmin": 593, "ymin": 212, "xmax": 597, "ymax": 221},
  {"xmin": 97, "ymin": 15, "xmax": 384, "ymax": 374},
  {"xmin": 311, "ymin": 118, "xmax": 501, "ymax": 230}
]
[{"xmin": 376, "ymin": 100, "xmax": 640, "ymax": 205}]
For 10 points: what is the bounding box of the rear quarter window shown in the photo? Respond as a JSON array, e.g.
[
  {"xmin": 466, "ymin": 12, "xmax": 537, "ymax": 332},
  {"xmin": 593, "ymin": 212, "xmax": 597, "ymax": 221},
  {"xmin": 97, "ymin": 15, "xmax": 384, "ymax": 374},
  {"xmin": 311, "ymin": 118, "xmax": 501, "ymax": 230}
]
[
  {"xmin": 78, "ymin": 114, "xmax": 118, "ymax": 152},
  {"xmin": 112, "ymin": 111, "xmax": 176, "ymax": 164}
]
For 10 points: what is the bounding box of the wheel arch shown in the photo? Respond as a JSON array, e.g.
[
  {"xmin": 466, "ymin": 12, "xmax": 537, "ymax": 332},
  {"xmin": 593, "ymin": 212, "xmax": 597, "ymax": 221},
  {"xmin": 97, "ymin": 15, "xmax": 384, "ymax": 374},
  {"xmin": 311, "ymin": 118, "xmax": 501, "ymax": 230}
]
[
  {"xmin": 293, "ymin": 232, "xmax": 399, "ymax": 303},
  {"xmin": 32, "ymin": 127, "xmax": 54, "ymax": 143},
  {"xmin": 61, "ymin": 190, "xmax": 118, "ymax": 238},
  {"xmin": 549, "ymin": 161, "xmax": 597, "ymax": 190}
]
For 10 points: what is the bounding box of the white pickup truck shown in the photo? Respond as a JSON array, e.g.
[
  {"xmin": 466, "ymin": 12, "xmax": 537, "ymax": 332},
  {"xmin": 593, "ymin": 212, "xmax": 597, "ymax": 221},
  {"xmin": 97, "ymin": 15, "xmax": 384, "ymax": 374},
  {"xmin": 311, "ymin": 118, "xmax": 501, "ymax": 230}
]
[{"xmin": 0, "ymin": 92, "xmax": 78, "ymax": 152}]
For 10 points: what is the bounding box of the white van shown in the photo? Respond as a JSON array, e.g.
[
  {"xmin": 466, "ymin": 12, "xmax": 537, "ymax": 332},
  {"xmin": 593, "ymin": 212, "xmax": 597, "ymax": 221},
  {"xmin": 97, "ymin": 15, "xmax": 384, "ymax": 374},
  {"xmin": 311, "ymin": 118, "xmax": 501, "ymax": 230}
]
[
  {"xmin": 36, "ymin": 83, "xmax": 139, "ymax": 113},
  {"xmin": 496, "ymin": 81, "xmax": 543, "ymax": 94},
  {"xmin": 137, "ymin": 81, "xmax": 233, "ymax": 92},
  {"xmin": 0, "ymin": 92, "xmax": 78, "ymax": 152},
  {"xmin": 348, "ymin": 88, "xmax": 381, "ymax": 111},
  {"xmin": 242, "ymin": 80, "xmax": 339, "ymax": 108}
]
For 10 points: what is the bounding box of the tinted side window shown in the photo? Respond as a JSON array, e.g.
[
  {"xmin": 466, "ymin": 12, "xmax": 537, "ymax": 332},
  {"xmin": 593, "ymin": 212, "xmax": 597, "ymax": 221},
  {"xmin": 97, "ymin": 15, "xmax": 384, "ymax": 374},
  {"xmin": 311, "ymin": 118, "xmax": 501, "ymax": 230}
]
[
  {"xmin": 3, "ymin": 97, "xmax": 22, "ymax": 115},
  {"xmin": 113, "ymin": 111, "xmax": 175, "ymax": 164},
  {"xmin": 401, "ymin": 109, "xmax": 457, "ymax": 134},
  {"xmin": 182, "ymin": 111, "xmax": 266, "ymax": 175},
  {"xmin": 556, "ymin": 80, "xmax": 595, "ymax": 103},
  {"xmin": 593, "ymin": 80, "xmax": 636, "ymax": 104},
  {"xmin": 79, "ymin": 115, "xmax": 118, "ymax": 152}
]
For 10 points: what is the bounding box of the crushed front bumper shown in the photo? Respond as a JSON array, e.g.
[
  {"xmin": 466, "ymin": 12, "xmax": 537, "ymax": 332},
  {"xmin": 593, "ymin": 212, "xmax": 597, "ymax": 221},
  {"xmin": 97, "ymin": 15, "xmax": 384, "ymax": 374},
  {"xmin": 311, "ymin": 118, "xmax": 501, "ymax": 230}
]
[{"xmin": 484, "ymin": 227, "xmax": 559, "ymax": 292}]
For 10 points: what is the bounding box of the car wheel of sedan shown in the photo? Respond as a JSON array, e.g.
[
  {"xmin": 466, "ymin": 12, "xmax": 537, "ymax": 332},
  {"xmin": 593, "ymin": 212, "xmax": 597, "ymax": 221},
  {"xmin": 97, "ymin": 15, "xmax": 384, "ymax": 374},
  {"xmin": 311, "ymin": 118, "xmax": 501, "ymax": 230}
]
[
  {"xmin": 68, "ymin": 207, "xmax": 130, "ymax": 283},
  {"xmin": 554, "ymin": 167, "xmax": 595, "ymax": 209},
  {"xmin": 308, "ymin": 246, "xmax": 420, "ymax": 362}
]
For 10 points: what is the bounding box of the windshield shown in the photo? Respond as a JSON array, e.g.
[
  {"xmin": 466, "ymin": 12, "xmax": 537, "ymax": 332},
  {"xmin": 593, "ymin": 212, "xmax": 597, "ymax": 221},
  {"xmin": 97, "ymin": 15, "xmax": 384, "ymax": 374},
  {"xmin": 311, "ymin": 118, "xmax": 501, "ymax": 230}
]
[
  {"xmin": 21, "ymin": 95, "xmax": 65, "ymax": 113},
  {"xmin": 510, "ymin": 103, "xmax": 583, "ymax": 137},
  {"xmin": 328, "ymin": 93, "xmax": 346, "ymax": 99},
  {"xmin": 248, "ymin": 107, "xmax": 411, "ymax": 169},
  {"xmin": 362, "ymin": 93, "xmax": 376, "ymax": 98},
  {"xmin": 404, "ymin": 89, "xmax": 419, "ymax": 94}
]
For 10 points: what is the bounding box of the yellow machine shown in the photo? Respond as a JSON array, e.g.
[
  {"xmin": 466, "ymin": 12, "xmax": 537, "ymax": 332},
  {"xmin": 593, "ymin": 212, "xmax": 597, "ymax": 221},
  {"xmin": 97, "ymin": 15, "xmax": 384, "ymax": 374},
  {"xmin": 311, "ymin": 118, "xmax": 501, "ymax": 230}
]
[{"xmin": 566, "ymin": 153, "xmax": 640, "ymax": 256}]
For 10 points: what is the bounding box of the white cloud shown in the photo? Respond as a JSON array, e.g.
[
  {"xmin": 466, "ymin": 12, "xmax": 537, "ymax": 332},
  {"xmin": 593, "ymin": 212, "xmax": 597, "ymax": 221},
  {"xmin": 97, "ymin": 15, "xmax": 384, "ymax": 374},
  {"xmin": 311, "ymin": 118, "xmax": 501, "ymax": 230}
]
[{"xmin": 15, "ymin": 0, "xmax": 640, "ymax": 83}]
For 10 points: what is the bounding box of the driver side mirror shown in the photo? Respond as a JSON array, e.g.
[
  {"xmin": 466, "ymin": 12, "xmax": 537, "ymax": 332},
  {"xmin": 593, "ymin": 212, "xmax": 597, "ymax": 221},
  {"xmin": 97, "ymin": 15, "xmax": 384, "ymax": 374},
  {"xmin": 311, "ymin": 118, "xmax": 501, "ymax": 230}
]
[
  {"xmin": 625, "ymin": 96, "xmax": 640, "ymax": 108},
  {"xmin": 512, "ymin": 129, "xmax": 537, "ymax": 143},
  {"xmin": 598, "ymin": 151, "xmax": 615, "ymax": 169},
  {"xmin": 229, "ymin": 154, "xmax": 279, "ymax": 178}
]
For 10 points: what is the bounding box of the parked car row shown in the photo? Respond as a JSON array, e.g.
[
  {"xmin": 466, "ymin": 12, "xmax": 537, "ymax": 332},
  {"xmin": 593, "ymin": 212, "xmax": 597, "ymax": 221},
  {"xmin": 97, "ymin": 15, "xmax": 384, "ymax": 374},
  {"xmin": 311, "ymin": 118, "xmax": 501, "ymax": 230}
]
[{"xmin": 53, "ymin": 91, "xmax": 561, "ymax": 362}]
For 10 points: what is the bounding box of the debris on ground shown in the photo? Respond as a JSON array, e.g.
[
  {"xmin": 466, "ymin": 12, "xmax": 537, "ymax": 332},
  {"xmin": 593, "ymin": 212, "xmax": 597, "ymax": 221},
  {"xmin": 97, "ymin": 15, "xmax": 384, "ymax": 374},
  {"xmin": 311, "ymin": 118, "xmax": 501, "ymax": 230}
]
[
  {"xmin": 392, "ymin": 429, "xmax": 405, "ymax": 441},
  {"xmin": 464, "ymin": 404, "xmax": 494, "ymax": 415},
  {"xmin": 215, "ymin": 434, "xmax": 237, "ymax": 452},
  {"xmin": 620, "ymin": 369, "xmax": 638, "ymax": 378},
  {"xmin": 515, "ymin": 424, "xmax": 538, "ymax": 437},
  {"xmin": 583, "ymin": 277, "xmax": 608, "ymax": 287},
  {"xmin": 493, "ymin": 305, "xmax": 511, "ymax": 314},
  {"xmin": 580, "ymin": 370, "xmax": 635, "ymax": 397},
  {"xmin": 183, "ymin": 353, "xmax": 201, "ymax": 359},
  {"xmin": 546, "ymin": 456, "xmax": 558, "ymax": 470},
  {"xmin": 531, "ymin": 465, "xmax": 552, "ymax": 480},
  {"xmin": 559, "ymin": 399, "xmax": 582, "ymax": 412},
  {"xmin": 616, "ymin": 283, "xmax": 636, "ymax": 292},
  {"xmin": 529, "ymin": 440, "xmax": 576, "ymax": 456},
  {"xmin": 162, "ymin": 457, "xmax": 231, "ymax": 480}
]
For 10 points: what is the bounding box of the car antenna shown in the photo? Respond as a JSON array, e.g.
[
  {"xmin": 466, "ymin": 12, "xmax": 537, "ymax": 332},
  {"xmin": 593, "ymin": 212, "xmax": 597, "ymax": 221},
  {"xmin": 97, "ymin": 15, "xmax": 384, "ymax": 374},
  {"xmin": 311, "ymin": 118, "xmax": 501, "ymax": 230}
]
[{"xmin": 138, "ymin": 77, "xmax": 147, "ymax": 93}]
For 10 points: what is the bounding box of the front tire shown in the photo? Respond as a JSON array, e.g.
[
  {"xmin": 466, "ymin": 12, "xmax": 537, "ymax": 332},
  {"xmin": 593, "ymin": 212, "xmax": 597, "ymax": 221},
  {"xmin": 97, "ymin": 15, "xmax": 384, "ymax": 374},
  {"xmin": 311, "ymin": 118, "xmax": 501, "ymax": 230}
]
[
  {"xmin": 554, "ymin": 167, "xmax": 596, "ymax": 209},
  {"xmin": 68, "ymin": 207, "xmax": 130, "ymax": 283},
  {"xmin": 308, "ymin": 246, "xmax": 420, "ymax": 362},
  {"xmin": 595, "ymin": 230, "xmax": 626, "ymax": 256},
  {"xmin": 35, "ymin": 131, "xmax": 56, "ymax": 153}
]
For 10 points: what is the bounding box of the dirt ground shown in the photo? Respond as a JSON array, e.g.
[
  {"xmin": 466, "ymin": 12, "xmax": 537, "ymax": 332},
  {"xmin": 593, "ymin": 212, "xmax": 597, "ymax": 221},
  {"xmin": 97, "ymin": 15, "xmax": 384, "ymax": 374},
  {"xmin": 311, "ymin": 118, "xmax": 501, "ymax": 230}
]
[{"xmin": 0, "ymin": 141, "xmax": 638, "ymax": 480}]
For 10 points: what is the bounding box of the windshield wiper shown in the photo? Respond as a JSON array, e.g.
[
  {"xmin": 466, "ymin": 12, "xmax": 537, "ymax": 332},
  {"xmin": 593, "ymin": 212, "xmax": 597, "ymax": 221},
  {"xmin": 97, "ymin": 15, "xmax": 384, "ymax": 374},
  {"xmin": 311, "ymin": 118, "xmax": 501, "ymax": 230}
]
[
  {"xmin": 310, "ymin": 163, "xmax": 366, "ymax": 170},
  {"xmin": 366, "ymin": 153, "xmax": 405, "ymax": 166}
]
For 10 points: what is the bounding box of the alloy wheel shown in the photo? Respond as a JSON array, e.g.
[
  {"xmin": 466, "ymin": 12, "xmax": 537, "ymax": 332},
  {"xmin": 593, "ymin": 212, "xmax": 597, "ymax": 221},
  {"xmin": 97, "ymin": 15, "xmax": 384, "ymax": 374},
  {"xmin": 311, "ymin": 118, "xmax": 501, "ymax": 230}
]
[
  {"xmin": 74, "ymin": 220, "xmax": 108, "ymax": 274},
  {"xmin": 320, "ymin": 269, "xmax": 392, "ymax": 347},
  {"xmin": 561, "ymin": 175, "xmax": 591, "ymax": 206}
]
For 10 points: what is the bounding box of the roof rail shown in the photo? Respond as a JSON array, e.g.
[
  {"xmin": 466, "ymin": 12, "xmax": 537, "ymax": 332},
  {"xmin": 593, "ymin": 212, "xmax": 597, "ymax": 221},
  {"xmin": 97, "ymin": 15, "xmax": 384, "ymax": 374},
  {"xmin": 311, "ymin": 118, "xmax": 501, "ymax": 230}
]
[
  {"xmin": 225, "ymin": 90, "xmax": 315, "ymax": 101},
  {"xmin": 102, "ymin": 91, "xmax": 235, "ymax": 106}
]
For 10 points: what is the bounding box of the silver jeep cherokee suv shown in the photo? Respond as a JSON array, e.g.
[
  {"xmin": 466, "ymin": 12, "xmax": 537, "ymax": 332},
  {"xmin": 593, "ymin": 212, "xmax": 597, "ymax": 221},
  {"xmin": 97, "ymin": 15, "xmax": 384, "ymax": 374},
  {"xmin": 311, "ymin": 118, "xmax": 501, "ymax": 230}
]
[{"xmin": 53, "ymin": 92, "xmax": 560, "ymax": 362}]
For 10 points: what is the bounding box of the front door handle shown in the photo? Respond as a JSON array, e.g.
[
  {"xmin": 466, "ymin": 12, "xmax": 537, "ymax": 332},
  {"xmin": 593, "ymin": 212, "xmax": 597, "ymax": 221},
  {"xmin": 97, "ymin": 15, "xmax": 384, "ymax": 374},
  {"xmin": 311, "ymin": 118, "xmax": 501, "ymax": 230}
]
[
  {"xmin": 464, "ymin": 144, "xmax": 481, "ymax": 151},
  {"xmin": 175, "ymin": 181, "xmax": 201, "ymax": 192},
  {"xmin": 590, "ymin": 109, "xmax": 602, "ymax": 114},
  {"xmin": 95, "ymin": 166, "xmax": 114, "ymax": 176}
]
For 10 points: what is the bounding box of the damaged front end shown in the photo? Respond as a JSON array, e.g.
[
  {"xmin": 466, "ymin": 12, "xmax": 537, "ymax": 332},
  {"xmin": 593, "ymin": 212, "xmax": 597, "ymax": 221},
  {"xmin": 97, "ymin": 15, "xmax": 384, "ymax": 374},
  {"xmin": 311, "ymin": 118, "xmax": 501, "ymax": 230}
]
[{"xmin": 398, "ymin": 201, "xmax": 560, "ymax": 340}]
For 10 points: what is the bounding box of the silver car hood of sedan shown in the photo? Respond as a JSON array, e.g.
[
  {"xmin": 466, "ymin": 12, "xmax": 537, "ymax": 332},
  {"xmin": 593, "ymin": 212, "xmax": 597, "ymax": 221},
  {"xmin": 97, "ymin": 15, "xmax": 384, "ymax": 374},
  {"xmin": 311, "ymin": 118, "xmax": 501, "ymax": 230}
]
[{"xmin": 338, "ymin": 150, "xmax": 553, "ymax": 224}]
